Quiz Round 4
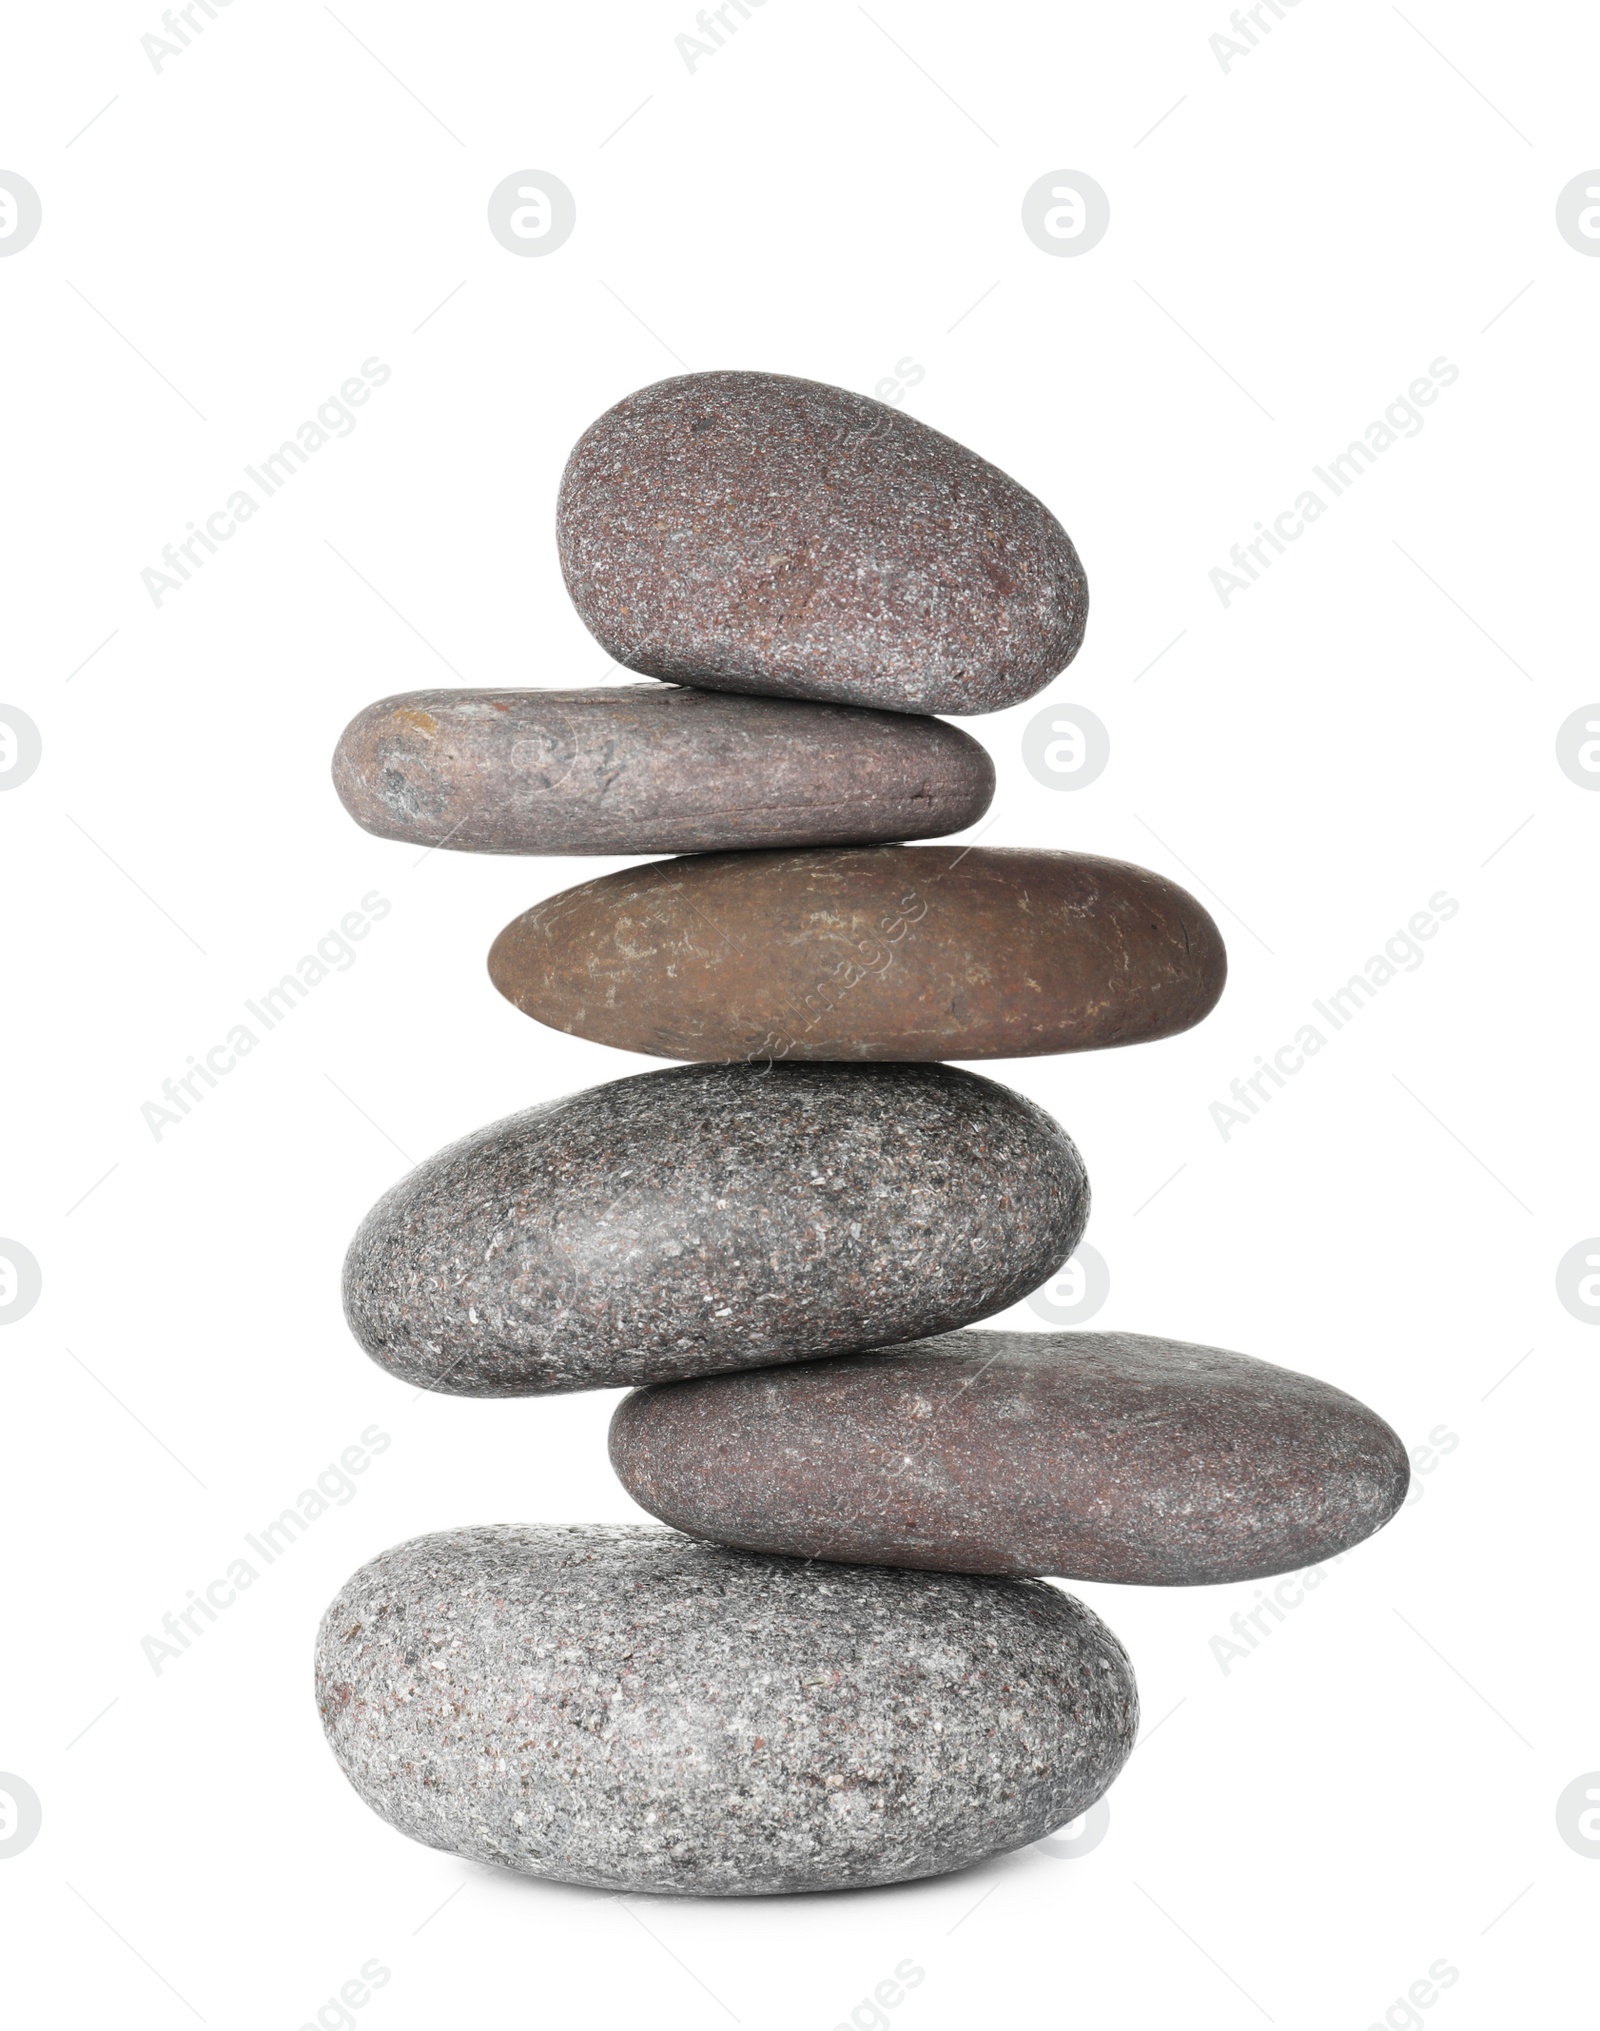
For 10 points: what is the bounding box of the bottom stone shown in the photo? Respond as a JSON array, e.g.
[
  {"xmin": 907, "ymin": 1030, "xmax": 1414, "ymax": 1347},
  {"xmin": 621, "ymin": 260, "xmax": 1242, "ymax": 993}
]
[{"xmin": 315, "ymin": 1524, "xmax": 1137, "ymax": 1896}]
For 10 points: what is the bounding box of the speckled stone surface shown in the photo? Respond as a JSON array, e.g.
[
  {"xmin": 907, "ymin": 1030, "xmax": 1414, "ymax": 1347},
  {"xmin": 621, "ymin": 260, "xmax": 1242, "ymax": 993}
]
[
  {"xmin": 342, "ymin": 1063, "xmax": 1088, "ymax": 1396},
  {"xmin": 612, "ymin": 1330, "xmax": 1411, "ymax": 1584},
  {"xmin": 488, "ymin": 845, "xmax": 1227, "ymax": 1062},
  {"xmin": 330, "ymin": 685, "xmax": 994, "ymax": 855},
  {"xmin": 557, "ymin": 371, "xmax": 1088, "ymax": 716},
  {"xmin": 315, "ymin": 1524, "xmax": 1137, "ymax": 1895}
]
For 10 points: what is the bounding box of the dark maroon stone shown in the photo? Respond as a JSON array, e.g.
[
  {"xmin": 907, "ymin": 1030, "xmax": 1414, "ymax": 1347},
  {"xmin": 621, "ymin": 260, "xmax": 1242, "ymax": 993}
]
[
  {"xmin": 330, "ymin": 685, "xmax": 993, "ymax": 855},
  {"xmin": 609, "ymin": 1328, "xmax": 1411, "ymax": 1583},
  {"xmin": 557, "ymin": 371, "xmax": 1088, "ymax": 715}
]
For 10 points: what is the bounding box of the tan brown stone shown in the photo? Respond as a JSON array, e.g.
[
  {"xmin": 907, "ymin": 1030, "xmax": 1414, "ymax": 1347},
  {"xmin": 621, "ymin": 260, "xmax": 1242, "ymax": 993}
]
[{"xmin": 487, "ymin": 845, "xmax": 1227, "ymax": 1062}]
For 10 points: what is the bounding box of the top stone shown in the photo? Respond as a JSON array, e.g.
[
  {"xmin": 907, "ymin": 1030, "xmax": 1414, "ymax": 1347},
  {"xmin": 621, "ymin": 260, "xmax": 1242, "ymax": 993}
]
[{"xmin": 557, "ymin": 371, "xmax": 1088, "ymax": 716}]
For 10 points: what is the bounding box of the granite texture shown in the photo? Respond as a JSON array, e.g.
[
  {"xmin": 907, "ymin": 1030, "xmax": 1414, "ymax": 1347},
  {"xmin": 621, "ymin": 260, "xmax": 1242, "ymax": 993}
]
[
  {"xmin": 342, "ymin": 1062, "xmax": 1088, "ymax": 1396},
  {"xmin": 611, "ymin": 1329, "xmax": 1411, "ymax": 1584},
  {"xmin": 330, "ymin": 685, "xmax": 994, "ymax": 855},
  {"xmin": 488, "ymin": 845, "xmax": 1227, "ymax": 1063},
  {"xmin": 314, "ymin": 1524, "xmax": 1137, "ymax": 1895},
  {"xmin": 556, "ymin": 371, "xmax": 1088, "ymax": 716}
]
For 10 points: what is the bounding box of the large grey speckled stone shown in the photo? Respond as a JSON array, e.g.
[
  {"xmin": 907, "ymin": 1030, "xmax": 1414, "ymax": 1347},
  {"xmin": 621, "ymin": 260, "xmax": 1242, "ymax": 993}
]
[
  {"xmin": 330, "ymin": 685, "xmax": 994, "ymax": 855},
  {"xmin": 611, "ymin": 1329, "xmax": 1412, "ymax": 1584},
  {"xmin": 342, "ymin": 1062, "xmax": 1087, "ymax": 1396},
  {"xmin": 557, "ymin": 371, "xmax": 1088, "ymax": 715},
  {"xmin": 314, "ymin": 1524, "xmax": 1137, "ymax": 1896}
]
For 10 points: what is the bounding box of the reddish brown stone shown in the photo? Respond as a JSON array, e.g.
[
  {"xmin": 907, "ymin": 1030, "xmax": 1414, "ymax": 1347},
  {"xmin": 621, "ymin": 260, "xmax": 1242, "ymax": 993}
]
[
  {"xmin": 610, "ymin": 1329, "xmax": 1411, "ymax": 1584},
  {"xmin": 330, "ymin": 685, "xmax": 993, "ymax": 855},
  {"xmin": 487, "ymin": 845, "xmax": 1226, "ymax": 1062},
  {"xmin": 557, "ymin": 371, "xmax": 1087, "ymax": 715}
]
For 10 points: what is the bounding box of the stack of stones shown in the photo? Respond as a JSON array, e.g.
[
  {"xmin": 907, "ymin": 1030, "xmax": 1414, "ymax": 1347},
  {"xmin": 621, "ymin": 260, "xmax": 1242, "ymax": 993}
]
[{"xmin": 315, "ymin": 372, "xmax": 1408, "ymax": 1898}]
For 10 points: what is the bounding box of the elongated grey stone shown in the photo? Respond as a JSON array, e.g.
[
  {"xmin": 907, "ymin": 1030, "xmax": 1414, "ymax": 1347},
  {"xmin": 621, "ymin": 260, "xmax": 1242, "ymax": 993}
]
[
  {"xmin": 314, "ymin": 1524, "xmax": 1137, "ymax": 1896},
  {"xmin": 342, "ymin": 1062, "xmax": 1087, "ymax": 1396},
  {"xmin": 611, "ymin": 1329, "xmax": 1411, "ymax": 1584},
  {"xmin": 330, "ymin": 685, "xmax": 994, "ymax": 854},
  {"xmin": 557, "ymin": 371, "xmax": 1088, "ymax": 715}
]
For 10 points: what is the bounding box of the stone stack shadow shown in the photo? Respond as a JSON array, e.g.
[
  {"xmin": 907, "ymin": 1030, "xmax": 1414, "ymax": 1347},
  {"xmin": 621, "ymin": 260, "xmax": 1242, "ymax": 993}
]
[{"xmin": 314, "ymin": 371, "xmax": 1409, "ymax": 1899}]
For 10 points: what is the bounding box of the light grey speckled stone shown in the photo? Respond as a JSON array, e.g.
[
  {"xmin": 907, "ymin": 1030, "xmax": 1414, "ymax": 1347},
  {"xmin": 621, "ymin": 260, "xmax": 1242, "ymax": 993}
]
[
  {"xmin": 342, "ymin": 1061, "xmax": 1088, "ymax": 1396},
  {"xmin": 315, "ymin": 1524, "xmax": 1137, "ymax": 1896}
]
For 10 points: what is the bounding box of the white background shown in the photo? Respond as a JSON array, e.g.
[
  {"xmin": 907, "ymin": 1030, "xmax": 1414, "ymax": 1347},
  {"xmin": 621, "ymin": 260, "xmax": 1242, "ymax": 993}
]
[{"xmin": 3, "ymin": 1, "xmax": 1596, "ymax": 2024}]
